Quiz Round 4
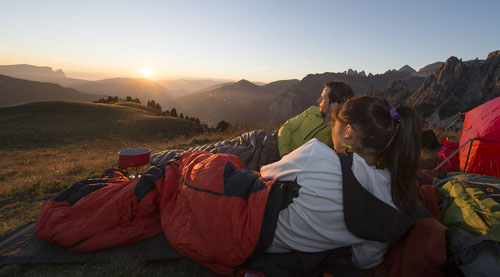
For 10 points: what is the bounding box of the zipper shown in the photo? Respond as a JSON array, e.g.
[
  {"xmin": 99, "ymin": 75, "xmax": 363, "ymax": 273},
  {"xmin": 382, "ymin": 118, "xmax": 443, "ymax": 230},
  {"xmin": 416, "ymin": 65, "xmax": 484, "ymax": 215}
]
[
  {"xmin": 304, "ymin": 123, "xmax": 326, "ymax": 141},
  {"xmin": 310, "ymin": 124, "xmax": 327, "ymax": 140}
]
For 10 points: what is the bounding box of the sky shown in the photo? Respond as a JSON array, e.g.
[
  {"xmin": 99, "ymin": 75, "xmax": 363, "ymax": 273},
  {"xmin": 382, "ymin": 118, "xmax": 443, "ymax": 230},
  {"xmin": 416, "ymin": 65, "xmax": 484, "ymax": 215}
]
[{"xmin": 1, "ymin": 0, "xmax": 499, "ymax": 82}]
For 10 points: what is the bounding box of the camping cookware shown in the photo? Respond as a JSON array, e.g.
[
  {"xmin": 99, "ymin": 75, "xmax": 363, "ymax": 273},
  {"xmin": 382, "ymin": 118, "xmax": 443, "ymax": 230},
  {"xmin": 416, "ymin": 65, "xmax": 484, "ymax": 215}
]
[{"xmin": 118, "ymin": 147, "xmax": 151, "ymax": 169}]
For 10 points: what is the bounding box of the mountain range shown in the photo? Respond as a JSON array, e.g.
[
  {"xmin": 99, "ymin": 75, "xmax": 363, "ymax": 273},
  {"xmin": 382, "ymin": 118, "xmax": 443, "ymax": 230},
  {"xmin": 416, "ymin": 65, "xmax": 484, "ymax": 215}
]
[
  {"xmin": 0, "ymin": 74, "xmax": 103, "ymax": 106},
  {"xmin": 171, "ymin": 79, "xmax": 300, "ymax": 125},
  {"xmin": 1, "ymin": 50, "xmax": 498, "ymax": 128}
]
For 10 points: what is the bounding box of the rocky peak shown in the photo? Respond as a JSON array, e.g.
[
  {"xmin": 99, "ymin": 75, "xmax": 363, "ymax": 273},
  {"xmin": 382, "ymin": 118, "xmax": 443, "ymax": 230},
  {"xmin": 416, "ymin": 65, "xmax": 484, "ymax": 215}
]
[
  {"xmin": 373, "ymin": 80, "xmax": 410, "ymax": 107},
  {"xmin": 415, "ymin": 62, "xmax": 444, "ymax": 77},
  {"xmin": 398, "ymin": 65, "xmax": 416, "ymax": 74},
  {"xmin": 487, "ymin": 50, "xmax": 500, "ymax": 59},
  {"xmin": 406, "ymin": 50, "xmax": 500, "ymax": 127},
  {"xmin": 227, "ymin": 79, "xmax": 259, "ymax": 90}
]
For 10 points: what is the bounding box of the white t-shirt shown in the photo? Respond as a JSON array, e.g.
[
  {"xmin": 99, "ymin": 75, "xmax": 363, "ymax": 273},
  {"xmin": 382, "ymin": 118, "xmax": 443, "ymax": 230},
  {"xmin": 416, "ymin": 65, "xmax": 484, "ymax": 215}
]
[{"xmin": 260, "ymin": 139, "xmax": 395, "ymax": 269}]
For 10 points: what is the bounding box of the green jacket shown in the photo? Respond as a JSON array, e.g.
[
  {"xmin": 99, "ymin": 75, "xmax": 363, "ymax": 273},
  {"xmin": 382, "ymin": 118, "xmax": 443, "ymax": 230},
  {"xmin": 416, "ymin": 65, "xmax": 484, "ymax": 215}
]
[{"xmin": 277, "ymin": 106, "xmax": 333, "ymax": 157}]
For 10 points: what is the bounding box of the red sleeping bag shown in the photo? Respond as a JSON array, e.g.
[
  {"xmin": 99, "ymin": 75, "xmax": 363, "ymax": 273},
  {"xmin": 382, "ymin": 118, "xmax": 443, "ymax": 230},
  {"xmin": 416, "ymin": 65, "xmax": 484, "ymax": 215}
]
[{"xmin": 36, "ymin": 151, "xmax": 283, "ymax": 275}]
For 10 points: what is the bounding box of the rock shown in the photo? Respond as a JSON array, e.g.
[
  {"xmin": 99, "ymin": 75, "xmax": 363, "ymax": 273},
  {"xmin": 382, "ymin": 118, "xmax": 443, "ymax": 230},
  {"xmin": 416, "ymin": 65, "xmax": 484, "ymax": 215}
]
[
  {"xmin": 398, "ymin": 65, "xmax": 417, "ymax": 75},
  {"xmin": 406, "ymin": 50, "xmax": 500, "ymax": 127}
]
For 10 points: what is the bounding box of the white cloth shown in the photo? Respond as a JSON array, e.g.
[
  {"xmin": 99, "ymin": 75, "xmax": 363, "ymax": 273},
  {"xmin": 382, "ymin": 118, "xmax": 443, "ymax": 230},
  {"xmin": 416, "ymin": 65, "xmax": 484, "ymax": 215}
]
[{"xmin": 260, "ymin": 139, "xmax": 395, "ymax": 269}]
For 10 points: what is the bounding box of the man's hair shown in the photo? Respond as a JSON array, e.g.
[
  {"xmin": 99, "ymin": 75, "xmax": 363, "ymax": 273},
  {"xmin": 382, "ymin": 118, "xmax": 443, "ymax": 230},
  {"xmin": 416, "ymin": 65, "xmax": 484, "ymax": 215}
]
[{"xmin": 324, "ymin": 82, "xmax": 355, "ymax": 104}]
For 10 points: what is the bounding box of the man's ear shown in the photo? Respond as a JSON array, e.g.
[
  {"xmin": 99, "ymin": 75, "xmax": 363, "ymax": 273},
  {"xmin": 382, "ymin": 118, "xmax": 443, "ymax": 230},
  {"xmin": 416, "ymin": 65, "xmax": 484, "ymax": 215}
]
[{"xmin": 329, "ymin": 102, "xmax": 339, "ymax": 115}]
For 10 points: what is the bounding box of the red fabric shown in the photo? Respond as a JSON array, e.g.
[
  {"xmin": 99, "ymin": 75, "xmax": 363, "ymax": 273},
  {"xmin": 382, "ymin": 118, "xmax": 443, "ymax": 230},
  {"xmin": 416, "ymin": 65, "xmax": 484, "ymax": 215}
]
[
  {"xmin": 416, "ymin": 170, "xmax": 440, "ymax": 186},
  {"xmin": 374, "ymin": 185, "xmax": 447, "ymax": 277},
  {"xmin": 438, "ymin": 139, "xmax": 460, "ymax": 172},
  {"xmin": 459, "ymin": 96, "xmax": 500, "ymax": 177},
  {"xmin": 160, "ymin": 151, "xmax": 273, "ymax": 275},
  {"xmin": 36, "ymin": 151, "xmax": 274, "ymax": 275},
  {"xmin": 36, "ymin": 170, "xmax": 163, "ymax": 252}
]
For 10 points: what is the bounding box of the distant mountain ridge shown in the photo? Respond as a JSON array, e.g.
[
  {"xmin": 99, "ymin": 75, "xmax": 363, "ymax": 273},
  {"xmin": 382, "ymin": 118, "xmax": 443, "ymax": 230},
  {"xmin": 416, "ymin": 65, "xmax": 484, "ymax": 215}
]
[
  {"xmin": 0, "ymin": 64, "xmax": 87, "ymax": 87},
  {"xmin": 0, "ymin": 74, "xmax": 103, "ymax": 107},
  {"xmin": 158, "ymin": 78, "xmax": 235, "ymax": 98},
  {"xmin": 172, "ymin": 79, "xmax": 299, "ymax": 126}
]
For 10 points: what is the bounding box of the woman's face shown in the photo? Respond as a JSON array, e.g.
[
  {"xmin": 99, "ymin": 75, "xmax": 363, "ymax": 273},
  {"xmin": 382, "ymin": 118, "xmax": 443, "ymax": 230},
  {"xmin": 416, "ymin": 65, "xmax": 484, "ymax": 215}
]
[{"xmin": 331, "ymin": 112, "xmax": 348, "ymax": 153}]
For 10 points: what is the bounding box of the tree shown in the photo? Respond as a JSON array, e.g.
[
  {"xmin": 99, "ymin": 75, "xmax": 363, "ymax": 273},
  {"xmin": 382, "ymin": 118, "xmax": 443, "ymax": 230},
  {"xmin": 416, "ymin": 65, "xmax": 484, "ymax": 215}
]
[
  {"xmin": 216, "ymin": 120, "xmax": 230, "ymax": 132},
  {"xmin": 134, "ymin": 98, "xmax": 141, "ymax": 103},
  {"xmin": 156, "ymin": 103, "xmax": 162, "ymax": 111},
  {"xmin": 179, "ymin": 113, "xmax": 184, "ymax": 119},
  {"xmin": 170, "ymin": 108, "xmax": 178, "ymax": 117},
  {"xmin": 126, "ymin": 96, "xmax": 133, "ymax": 102},
  {"xmin": 147, "ymin": 100, "xmax": 157, "ymax": 109}
]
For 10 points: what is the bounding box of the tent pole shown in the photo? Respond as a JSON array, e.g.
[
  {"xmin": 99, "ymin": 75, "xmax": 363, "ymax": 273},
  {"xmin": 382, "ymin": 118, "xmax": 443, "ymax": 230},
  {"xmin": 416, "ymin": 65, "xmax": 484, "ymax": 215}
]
[{"xmin": 463, "ymin": 138, "xmax": 477, "ymax": 173}]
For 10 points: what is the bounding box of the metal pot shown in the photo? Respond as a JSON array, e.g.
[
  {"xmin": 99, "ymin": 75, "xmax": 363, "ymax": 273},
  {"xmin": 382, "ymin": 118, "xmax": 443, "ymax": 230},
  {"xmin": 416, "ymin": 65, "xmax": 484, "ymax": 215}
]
[{"xmin": 118, "ymin": 147, "xmax": 151, "ymax": 169}]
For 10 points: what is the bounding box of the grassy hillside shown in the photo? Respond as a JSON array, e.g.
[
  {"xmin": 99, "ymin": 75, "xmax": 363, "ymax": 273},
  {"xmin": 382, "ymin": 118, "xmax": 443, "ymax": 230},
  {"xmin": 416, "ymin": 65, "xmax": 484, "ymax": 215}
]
[{"xmin": 0, "ymin": 101, "xmax": 203, "ymax": 149}]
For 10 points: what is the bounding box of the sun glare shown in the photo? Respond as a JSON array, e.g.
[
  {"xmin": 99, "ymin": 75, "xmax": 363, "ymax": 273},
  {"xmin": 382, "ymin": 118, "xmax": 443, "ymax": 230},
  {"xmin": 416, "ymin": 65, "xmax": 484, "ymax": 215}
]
[{"xmin": 141, "ymin": 67, "xmax": 153, "ymax": 78}]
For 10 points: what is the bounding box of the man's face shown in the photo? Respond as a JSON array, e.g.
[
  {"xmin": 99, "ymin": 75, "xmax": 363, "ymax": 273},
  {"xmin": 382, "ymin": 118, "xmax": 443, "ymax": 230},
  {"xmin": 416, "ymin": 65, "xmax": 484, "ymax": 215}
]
[{"xmin": 317, "ymin": 87, "xmax": 331, "ymax": 114}]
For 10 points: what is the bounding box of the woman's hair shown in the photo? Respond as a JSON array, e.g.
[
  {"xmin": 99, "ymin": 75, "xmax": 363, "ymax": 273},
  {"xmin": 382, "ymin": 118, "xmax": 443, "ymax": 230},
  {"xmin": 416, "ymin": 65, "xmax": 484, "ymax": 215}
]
[
  {"xmin": 337, "ymin": 96, "xmax": 422, "ymax": 217},
  {"xmin": 324, "ymin": 81, "xmax": 355, "ymax": 104}
]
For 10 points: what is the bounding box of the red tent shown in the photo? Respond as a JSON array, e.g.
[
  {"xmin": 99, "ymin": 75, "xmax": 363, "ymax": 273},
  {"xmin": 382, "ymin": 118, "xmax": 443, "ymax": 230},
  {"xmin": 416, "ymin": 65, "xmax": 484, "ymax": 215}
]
[{"xmin": 459, "ymin": 96, "xmax": 500, "ymax": 177}]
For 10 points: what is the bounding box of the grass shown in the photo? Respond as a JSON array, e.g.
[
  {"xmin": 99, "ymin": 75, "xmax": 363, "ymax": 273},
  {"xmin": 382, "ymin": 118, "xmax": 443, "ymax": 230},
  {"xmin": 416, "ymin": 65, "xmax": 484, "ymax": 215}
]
[
  {"xmin": 0, "ymin": 101, "xmax": 204, "ymax": 149},
  {"xmin": 0, "ymin": 100, "xmax": 457, "ymax": 275}
]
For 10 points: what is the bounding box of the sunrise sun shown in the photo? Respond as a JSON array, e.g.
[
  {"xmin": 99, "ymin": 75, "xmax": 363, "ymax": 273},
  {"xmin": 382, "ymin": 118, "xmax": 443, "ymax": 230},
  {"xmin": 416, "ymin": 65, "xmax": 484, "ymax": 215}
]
[{"xmin": 141, "ymin": 67, "xmax": 153, "ymax": 78}]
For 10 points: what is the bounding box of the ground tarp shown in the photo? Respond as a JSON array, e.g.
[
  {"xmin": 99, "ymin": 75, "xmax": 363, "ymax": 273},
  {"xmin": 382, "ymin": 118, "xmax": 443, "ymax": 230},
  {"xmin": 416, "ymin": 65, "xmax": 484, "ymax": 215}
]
[{"xmin": 0, "ymin": 222, "xmax": 182, "ymax": 265}]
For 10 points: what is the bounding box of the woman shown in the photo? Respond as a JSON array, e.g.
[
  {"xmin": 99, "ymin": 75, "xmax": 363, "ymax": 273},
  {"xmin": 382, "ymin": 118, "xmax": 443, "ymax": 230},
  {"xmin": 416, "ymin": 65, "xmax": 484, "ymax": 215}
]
[{"xmin": 261, "ymin": 96, "xmax": 422, "ymax": 268}]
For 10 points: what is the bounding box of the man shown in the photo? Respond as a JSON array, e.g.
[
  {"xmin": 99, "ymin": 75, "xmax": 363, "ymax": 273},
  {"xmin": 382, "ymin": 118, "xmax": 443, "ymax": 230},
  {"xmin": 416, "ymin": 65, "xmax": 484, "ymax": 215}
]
[{"xmin": 277, "ymin": 81, "xmax": 355, "ymax": 157}]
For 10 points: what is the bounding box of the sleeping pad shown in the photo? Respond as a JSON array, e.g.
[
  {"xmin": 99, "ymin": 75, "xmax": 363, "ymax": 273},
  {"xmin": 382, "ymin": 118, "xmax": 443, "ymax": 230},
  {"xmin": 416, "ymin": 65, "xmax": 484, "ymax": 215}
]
[{"xmin": 36, "ymin": 150, "xmax": 296, "ymax": 275}]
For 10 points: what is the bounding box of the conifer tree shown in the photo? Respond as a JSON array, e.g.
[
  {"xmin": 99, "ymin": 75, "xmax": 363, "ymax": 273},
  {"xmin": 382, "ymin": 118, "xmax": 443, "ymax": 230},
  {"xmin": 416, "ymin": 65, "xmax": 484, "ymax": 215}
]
[{"xmin": 170, "ymin": 108, "xmax": 178, "ymax": 117}]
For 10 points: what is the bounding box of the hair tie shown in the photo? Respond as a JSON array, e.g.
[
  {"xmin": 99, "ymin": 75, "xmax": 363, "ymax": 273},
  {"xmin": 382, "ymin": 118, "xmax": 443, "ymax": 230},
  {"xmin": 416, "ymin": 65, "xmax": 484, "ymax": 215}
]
[{"xmin": 390, "ymin": 107, "xmax": 401, "ymax": 122}]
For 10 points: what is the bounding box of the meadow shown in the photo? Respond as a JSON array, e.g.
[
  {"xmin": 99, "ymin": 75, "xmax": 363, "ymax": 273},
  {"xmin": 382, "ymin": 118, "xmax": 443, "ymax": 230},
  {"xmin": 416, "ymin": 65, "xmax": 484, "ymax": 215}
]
[{"xmin": 0, "ymin": 101, "xmax": 458, "ymax": 275}]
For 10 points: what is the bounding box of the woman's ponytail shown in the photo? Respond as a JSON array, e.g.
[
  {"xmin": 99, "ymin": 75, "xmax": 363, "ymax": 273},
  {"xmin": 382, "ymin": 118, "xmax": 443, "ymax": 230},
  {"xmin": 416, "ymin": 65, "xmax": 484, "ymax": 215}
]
[
  {"xmin": 338, "ymin": 97, "xmax": 422, "ymax": 218},
  {"xmin": 386, "ymin": 106, "xmax": 422, "ymax": 217}
]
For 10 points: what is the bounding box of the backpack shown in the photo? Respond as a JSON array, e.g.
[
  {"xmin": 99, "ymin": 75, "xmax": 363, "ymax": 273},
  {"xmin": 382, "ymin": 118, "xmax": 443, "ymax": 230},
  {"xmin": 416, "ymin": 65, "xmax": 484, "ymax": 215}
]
[{"xmin": 436, "ymin": 173, "xmax": 500, "ymax": 276}]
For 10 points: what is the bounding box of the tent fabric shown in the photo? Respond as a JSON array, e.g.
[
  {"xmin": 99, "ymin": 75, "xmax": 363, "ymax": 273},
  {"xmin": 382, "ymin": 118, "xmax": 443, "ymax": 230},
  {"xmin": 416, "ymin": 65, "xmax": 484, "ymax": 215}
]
[
  {"xmin": 0, "ymin": 222, "xmax": 182, "ymax": 266},
  {"xmin": 459, "ymin": 96, "xmax": 500, "ymax": 177}
]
